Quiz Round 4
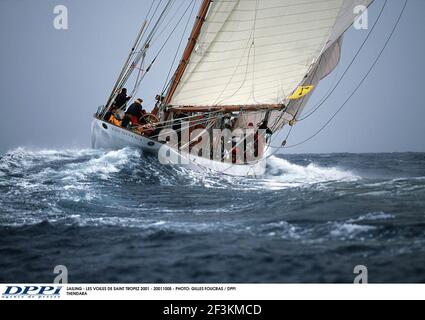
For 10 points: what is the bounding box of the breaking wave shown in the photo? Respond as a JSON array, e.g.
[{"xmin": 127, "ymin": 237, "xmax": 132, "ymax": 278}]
[{"xmin": 263, "ymin": 155, "xmax": 359, "ymax": 189}]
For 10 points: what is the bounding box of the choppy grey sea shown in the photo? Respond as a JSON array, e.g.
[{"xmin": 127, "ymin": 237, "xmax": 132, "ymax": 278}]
[{"xmin": 1, "ymin": 148, "xmax": 424, "ymax": 283}]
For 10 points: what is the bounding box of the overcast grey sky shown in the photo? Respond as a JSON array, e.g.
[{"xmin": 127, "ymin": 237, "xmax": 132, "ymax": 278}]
[{"xmin": 0, "ymin": 0, "xmax": 424, "ymax": 154}]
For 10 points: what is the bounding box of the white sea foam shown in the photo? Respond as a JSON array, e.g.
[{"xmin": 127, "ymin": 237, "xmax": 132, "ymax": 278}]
[
  {"xmin": 168, "ymin": 155, "xmax": 361, "ymax": 192},
  {"xmin": 349, "ymin": 212, "xmax": 395, "ymax": 223},
  {"xmin": 329, "ymin": 223, "xmax": 376, "ymax": 239},
  {"xmin": 0, "ymin": 148, "xmax": 145, "ymax": 226},
  {"xmin": 62, "ymin": 148, "xmax": 140, "ymax": 181},
  {"xmin": 259, "ymin": 220, "xmax": 303, "ymax": 240},
  {"xmin": 261, "ymin": 156, "xmax": 359, "ymax": 190}
]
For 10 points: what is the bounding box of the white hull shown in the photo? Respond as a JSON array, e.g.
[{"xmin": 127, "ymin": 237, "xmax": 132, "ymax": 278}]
[{"xmin": 91, "ymin": 118, "xmax": 266, "ymax": 177}]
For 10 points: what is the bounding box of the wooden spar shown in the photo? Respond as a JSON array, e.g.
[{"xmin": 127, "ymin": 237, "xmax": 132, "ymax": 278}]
[
  {"xmin": 106, "ymin": 20, "xmax": 148, "ymax": 109},
  {"xmin": 170, "ymin": 104, "xmax": 286, "ymax": 113},
  {"xmin": 164, "ymin": 0, "xmax": 212, "ymax": 105}
]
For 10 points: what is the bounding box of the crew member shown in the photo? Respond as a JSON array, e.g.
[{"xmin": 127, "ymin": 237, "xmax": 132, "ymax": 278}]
[
  {"xmin": 106, "ymin": 107, "xmax": 122, "ymax": 127},
  {"xmin": 222, "ymin": 113, "xmax": 233, "ymax": 130},
  {"xmin": 259, "ymin": 119, "xmax": 273, "ymax": 136},
  {"xmin": 103, "ymin": 106, "xmax": 117, "ymax": 122},
  {"xmin": 255, "ymin": 120, "xmax": 273, "ymax": 157},
  {"xmin": 126, "ymin": 98, "xmax": 144, "ymax": 125},
  {"xmin": 114, "ymin": 88, "xmax": 132, "ymax": 110}
]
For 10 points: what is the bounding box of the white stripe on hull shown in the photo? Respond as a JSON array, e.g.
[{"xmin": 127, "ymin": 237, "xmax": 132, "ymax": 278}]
[{"xmin": 91, "ymin": 118, "xmax": 266, "ymax": 177}]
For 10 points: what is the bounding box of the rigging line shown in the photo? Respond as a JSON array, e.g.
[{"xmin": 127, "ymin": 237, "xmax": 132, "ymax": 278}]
[
  {"xmin": 151, "ymin": 0, "xmax": 188, "ymax": 45},
  {"xmin": 103, "ymin": 0, "xmax": 168, "ymax": 116},
  {"xmin": 250, "ymin": 0, "xmax": 261, "ymax": 104},
  {"xmin": 135, "ymin": 0, "xmax": 157, "ymax": 49},
  {"xmin": 298, "ymin": 0, "xmax": 388, "ymax": 122},
  {"xmin": 267, "ymin": 54, "xmax": 325, "ymax": 133},
  {"xmin": 116, "ymin": 0, "xmax": 174, "ymax": 93},
  {"xmin": 146, "ymin": 0, "xmax": 196, "ymax": 74},
  {"xmin": 130, "ymin": 58, "xmax": 147, "ymax": 98},
  {"xmin": 262, "ymin": 125, "xmax": 293, "ymax": 162},
  {"xmin": 145, "ymin": 115, "xmax": 219, "ymax": 148},
  {"xmin": 303, "ymin": 52, "xmax": 342, "ymax": 114},
  {"xmin": 103, "ymin": 20, "xmax": 151, "ymax": 119},
  {"xmin": 267, "ymin": 0, "xmax": 408, "ymax": 153},
  {"xmin": 134, "ymin": 0, "xmax": 168, "ymax": 57},
  {"xmin": 144, "ymin": 0, "xmax": 156, "ymax": 22},
  {"xmin": 145, "ymin": 0, "xmax": 165, "ymax": 39},
  {"xmin": 127, "ymin": 5, "xmax": 187, "ymax": 100},
  {"xmin": 148, "ymin": 107, "xmax": 272, "ymax": 139},
  {"xmin": 221, "ymin": 125, "xmax": 292, "ymax": 174},
  {"xmin": 139, "ymin": 0, "xmax": 172, "ymax": 50},
  {"xmin": 127, "ymin": 0, "xmax": 160, "ymax": 64},
  {"xmin": 265, "ymin": 70, "xmax": 316, "ymax": 132},
  {"xmin": 149, "ymin": 0, "xmax": 180, "ymax": 46},
  {"xmin": 219, "ymin": 116, "xmax": 295, "ymax": 174},
  {"xmin": 162, "ymin": 0, "xmax": 198, "ymax": 95},
  {"xmin": 142, "ymin": 113, "xmax": 220, "ymax": 134},
  {"xmin": 127, "ymin": 0, "xmax": 163, "ymax": 73},
  {"xmin": 268, "ymin": 59, "xmax": 321, "ymax": 132},
  {"xmin": 253, "ymin": 35, "xmax": 326, "ymax": 119},
  {"xmin": 133, "ymin": 109, "xmax": 235, "ymax": 139},
  {"xmin": 268, "ymin": 108, "xmax": 287, "ymax": 133},
  {"xmin": 142, "ymin": 107, "xmax": 274, "ymax": 141},
  {"xmin": 173, "ymin": 120, "xmax": 217, "ymax": 152}
]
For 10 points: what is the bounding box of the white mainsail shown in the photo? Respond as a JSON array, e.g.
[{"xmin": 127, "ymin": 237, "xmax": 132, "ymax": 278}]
[{"xmin": 168, "ymin": 0, "xmax": 374, "ymax": 108}]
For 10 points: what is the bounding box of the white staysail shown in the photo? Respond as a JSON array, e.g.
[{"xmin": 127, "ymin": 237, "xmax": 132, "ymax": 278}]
[{"xmin": 169, "ymin": 0, "xmax": 374, "ymax": 107}]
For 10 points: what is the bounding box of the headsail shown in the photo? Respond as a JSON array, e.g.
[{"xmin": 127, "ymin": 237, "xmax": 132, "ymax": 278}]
[{"xmin": 167, "ymin": 0, "xmax": 374, "ymax": 108}]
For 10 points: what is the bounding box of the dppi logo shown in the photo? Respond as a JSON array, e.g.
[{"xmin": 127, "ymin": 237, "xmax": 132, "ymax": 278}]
[{"xmin": 2, "ymin": 286, "xmax": 62, "ymax": 299}]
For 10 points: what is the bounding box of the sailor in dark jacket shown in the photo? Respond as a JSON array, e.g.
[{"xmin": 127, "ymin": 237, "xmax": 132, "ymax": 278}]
[
  {"xmin": 258, "ymin": 119, "xmax": 273, "ymax": 143},
  {"xmin": 259, "ymin": 119, "xmax": 273, "ymax": 136},
  {"xmin": 126, "ymin": 98, "xmax": 146, "ymax": 125},
  {"xmin": 114, "ymin": 88, "xmax": 131, "ymax": 110}
]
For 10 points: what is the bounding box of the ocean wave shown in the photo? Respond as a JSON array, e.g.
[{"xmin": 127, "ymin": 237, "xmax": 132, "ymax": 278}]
[
  {"xmin": 349, "ymin": 212, "xmax": 395, "ymax": 223},
  {"xmin": 0, "ymin": 147, "xmax": 365, "ymax": 231},
  {"xmin": 257, "ymin": 220, "xmax": 304, "ymax": 240},
  {"xmin": 329, "ymin": 223, "xmax": 377, "ymax": 239},
  {"xmin": 255, "ymin": 219, "xmax": 379, "ymax": 242},
  {"xmin": 261, "ymin": 156, "xmax": 359, "ymax": 190},
  {"xmin": 1, "ymin": 148, "xmax": 423, "ymax": 233},
  {"xmin": 0, "ymin": 147, "xmax": 360, "ymax": 189}
]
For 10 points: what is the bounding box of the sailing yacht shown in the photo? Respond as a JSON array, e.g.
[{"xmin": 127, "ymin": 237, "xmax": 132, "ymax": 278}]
[{"xmin": 91, "ymin": 0, "xmax": 374, "ymax": 176}]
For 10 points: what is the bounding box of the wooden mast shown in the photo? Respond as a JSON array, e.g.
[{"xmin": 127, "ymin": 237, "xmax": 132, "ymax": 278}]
[{"xmin": 164, "ymin": 0, "xmax": 212, "ymax": 105}]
